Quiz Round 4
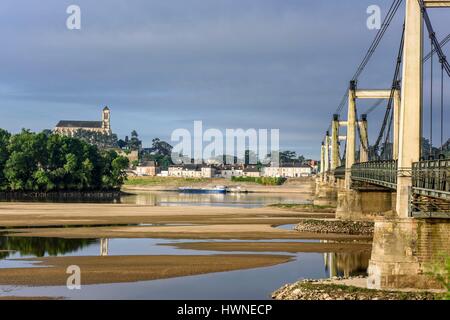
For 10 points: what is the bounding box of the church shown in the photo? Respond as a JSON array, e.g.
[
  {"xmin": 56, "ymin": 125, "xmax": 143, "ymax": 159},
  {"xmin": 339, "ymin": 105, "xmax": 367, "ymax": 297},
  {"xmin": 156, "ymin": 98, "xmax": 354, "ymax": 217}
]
[{"xmin": 54, "ymin": 107, "xmax": 112, "ymax": 136}]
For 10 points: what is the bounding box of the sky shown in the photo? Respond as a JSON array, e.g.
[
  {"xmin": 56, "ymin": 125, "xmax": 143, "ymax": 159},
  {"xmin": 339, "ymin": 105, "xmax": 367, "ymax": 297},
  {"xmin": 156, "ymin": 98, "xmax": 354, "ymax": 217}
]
[{"xmin": 0, "ymin": 0, "xmax": 449, "ymax": 159}]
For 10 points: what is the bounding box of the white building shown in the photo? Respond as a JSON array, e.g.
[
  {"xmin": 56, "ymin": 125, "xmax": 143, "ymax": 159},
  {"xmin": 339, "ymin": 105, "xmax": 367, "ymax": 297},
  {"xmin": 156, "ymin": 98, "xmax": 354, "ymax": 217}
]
[
  {"xmin": 219, "ymin": 165, "xmax": 244, "ymax": 179},
  {"xmin": 263, "ymin": 163, "xmax": 312, "ymax": 178},
  {"xmin": 243, "ymin": 166, "xmax": 261, "ymax": 178},
  {"xmin": 135, "ymin": 161, "xmax": 159, "ymax": 176},
  {"xmin": 168, "ymin": 164, "xmax": 216, "ymax": 178}
]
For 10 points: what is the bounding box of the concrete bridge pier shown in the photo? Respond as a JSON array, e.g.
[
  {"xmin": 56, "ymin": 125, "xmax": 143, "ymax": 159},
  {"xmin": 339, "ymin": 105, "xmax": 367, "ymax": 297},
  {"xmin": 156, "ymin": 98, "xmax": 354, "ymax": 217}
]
[
  {"xmin": 336, "ymin": 189, "xmax": 394, "ymax": 221},
  {"xmin": 368, "ymin": 218, "xmax": 450, "ymax": 289},
  {"xmin": 313, "ymin": 178, "xmax": 338, "ymax": 207}
]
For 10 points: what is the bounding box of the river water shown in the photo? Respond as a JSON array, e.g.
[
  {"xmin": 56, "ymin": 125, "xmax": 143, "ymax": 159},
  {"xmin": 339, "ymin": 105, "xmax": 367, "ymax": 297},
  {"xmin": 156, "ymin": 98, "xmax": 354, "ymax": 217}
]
[
  {"xmin": 0, "ymin": 191, "xmax": 369, "ymax": 299},
  {"xmin": 0, "ymin": 236, "xmax": 370, "ymax": 300}
]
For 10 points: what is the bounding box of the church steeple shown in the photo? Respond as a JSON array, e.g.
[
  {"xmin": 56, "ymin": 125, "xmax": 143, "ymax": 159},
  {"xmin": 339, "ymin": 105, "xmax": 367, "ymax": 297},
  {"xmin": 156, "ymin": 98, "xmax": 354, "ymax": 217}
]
[{"xmin": 102, "ymin": 106, "xmax": 111, "ymax": 131}]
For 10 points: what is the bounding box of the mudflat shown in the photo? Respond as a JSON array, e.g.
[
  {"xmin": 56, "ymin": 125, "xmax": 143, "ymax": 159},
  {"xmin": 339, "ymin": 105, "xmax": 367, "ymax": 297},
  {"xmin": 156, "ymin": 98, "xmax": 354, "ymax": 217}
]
[
  {"xmin": 0, "ymin": 203, "xmax": 333, "ymax": 228},
  {"xmin": 5, "ymin": 224, "xmax": 371, "ymax": 241},
  {"xmin": 162, "ymin": 241, "xmax": 372, "ymax": 253},
  {"xmin": 0, "ymin": 254, "xmax": 292, "ymax": 286}
]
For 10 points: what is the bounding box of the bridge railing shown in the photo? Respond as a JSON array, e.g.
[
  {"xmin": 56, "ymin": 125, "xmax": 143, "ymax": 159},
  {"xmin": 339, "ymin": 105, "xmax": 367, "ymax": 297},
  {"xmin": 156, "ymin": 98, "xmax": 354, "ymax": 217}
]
[
  {"xmin": 351, "ymin": 160, "xmax": 398, "ymax": 189},
  {"xmin": 412, "ymin": 158, "xmax": 449, "ymax": 199},
  {"xmin": 334, "ymin": 165, "xmax": 345, "ymax": 179}
]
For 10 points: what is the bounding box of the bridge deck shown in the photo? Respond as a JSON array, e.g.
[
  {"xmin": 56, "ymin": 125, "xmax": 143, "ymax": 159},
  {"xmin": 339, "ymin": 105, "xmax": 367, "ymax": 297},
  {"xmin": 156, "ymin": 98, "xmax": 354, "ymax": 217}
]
[{"xmin": 332, "ymin": 159, "xmax": 449, "ymax": 218}]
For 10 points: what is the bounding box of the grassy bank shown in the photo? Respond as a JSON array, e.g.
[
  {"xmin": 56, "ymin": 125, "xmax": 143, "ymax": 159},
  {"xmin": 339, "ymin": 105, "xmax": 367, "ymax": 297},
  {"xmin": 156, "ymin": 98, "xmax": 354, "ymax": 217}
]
[
  {"xmin": 231, "ymin": 176, "xmax": 286, "ymax": 186},
  {"xmin": 124, "ymin": 176, "xmax": 211, "ymax": 186}
]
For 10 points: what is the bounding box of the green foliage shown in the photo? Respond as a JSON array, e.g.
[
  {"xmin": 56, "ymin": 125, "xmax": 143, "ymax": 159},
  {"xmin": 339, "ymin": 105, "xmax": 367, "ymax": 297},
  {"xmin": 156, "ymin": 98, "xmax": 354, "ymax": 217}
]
[
  {"xmin": 231, "ymin": 176, "xmax": 286, "ymax": 186},
  {"xmin": 0, "ymin": 129, "xmax": 11, "ymax": 190},
  {"xmin": 71, "ymin": 129, "xmax": 118, "ymax": 150},
  {"xmin": 0, "ymin": 129, "xmax": 129, "ymax": 192},
  {"xmin": 0, "ymin": 237, "xmax": 96, "ymax": 259},
  {"xmin": 124, "ymin": 176, "xmax": 209, "ymax": 186},
  {"xmin": 150, "ymin": 138, "xmax": 173, "ymax": 156},
  {"xmin": 140, "ymin": 138, "xmax": 174, "ymax": 170},
  {"xmin": 428, "ymin": 254, "xmax": 450, "ymax": 300},
  {"xmin": 279, "ymin": 150, "xmax": 306, "ymax": 164}
]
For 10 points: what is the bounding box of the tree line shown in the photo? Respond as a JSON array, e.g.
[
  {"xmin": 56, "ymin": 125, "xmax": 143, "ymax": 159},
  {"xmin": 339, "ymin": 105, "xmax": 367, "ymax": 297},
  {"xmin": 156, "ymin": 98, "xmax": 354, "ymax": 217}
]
[{"xmin": 0, "ymin": 129, "xmax": 129, "ymax": 192}]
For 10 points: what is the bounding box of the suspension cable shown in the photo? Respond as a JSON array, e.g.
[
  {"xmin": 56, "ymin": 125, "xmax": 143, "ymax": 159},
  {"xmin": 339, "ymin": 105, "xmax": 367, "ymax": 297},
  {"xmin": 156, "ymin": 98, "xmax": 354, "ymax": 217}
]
[
  {"xmin": 366, "ymin": 99, "xmax": 385, "ymax": 115},
  {"xmin": 441, "ymin": 63, "xmax": 444, "ymax": 152},
  {"xmin": 352, "ymin": 0, "xmax": 403, "ymax": 81},
  {"xmin": 329, "ymin": 0, "xmax": 403, "ymax": 129},
  {"xmin": 374, "ymin": 23, "xmax": 405, "ymax": 158},
  {"xmin": 424, "ymin": 34, "xmax": 450, "ymax": 63},
  {"xmin": 430, "ymin": 40, "xmax": 434, "ymax": 157},
  {"xmin": 418, "ymin": 0, "xmax": 450, "ymax": 77}
]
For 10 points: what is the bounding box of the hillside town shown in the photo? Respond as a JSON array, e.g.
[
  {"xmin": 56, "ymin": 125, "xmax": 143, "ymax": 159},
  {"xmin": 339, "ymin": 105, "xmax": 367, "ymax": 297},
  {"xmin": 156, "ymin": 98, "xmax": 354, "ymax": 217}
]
[{"xmin": 53, "ymin": 107, "xmax": 318, "ymax": 179}]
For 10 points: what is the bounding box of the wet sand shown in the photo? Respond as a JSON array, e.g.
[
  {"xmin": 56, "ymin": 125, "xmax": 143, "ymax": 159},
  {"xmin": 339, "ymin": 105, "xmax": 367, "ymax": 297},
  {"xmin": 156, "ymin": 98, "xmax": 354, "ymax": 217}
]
[
  {"xmin": 5, "ymin": 224, "xmax": 371, "ymax": 241},
  {"xmin": 0, "ymin": 203, "xmax": 333, "ymax": 228},
  {"xmin": 0, "ymin": 254, "xmax": 292, "ymax": 286},
  {"xmin": 163, "ymin": 241, "xmax": 372, "ymax": 253}
]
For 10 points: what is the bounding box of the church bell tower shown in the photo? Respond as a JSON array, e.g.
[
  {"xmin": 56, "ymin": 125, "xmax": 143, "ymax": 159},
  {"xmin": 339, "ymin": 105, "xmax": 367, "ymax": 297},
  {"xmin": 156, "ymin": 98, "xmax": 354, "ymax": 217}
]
[{"xmin": 102, "ymin": 106, "xmax": 111, "ymax": 132}]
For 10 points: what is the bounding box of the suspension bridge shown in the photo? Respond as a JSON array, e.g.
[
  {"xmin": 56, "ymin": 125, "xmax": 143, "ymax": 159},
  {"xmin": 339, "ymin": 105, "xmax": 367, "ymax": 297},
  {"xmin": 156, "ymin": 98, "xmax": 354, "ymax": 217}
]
[{"xmin": 315, "ymin": 0, "xmax": 450, "ymax": 290}]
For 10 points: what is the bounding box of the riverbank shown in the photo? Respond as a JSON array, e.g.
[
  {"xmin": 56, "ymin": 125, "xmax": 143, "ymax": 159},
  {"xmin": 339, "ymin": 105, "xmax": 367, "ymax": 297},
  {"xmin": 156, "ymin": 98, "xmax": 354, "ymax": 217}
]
[
  {"xmin": 0, "ymin": 190, "xmax": 122, "ymax": 202},
  {"xmin": 123, "ymin": 177, "xmax": 316, "ymax": 194},
  {"xmin": 272, "ymin": 277, "xmax": 444, "ymax": 300}
]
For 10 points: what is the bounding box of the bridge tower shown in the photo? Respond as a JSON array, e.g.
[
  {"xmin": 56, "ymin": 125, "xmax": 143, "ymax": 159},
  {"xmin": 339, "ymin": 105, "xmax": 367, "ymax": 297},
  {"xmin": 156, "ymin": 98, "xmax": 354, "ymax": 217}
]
[
  {"xmin": 359, "ymin": 114, "xmax": 369, "ymax": 163},
  {"xmin": 331, "ymin": 115, "xmax": 341, "ymax": 171},
  {"xmin": 344, "ymin": 81, "xmax": 357, "ymax": 190},
  {"xmin": 396, "ymin": 0, "xmax": 424, "ymax": 218},
  {"xmin": 367, "ymin": 0, "xmax": 450, "ymax": 290}
]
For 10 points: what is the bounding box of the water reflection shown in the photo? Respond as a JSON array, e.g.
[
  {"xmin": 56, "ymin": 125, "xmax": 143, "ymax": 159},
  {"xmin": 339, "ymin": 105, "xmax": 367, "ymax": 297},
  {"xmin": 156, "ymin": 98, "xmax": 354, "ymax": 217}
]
[
  {"xmin": 0, "ymin": 236, "xmax": 371, "ymax": 299},
  {"xmin": 120, "ymin": 192, "xmax": 310, "ymax": 207},
  {"xmin": 0, "ymin": 191, "xmax": 311, "ymax": 208},
  {"xmin": 324, "ymin": 251, "xmax": 370, "ymax": 278},
  {"xmin": 0, "ymin": 237, "xmax": 96, "ymax": 260},
  {"xmin": 100, "ymin": 239, "xmax": 109, "ymax": 256}
]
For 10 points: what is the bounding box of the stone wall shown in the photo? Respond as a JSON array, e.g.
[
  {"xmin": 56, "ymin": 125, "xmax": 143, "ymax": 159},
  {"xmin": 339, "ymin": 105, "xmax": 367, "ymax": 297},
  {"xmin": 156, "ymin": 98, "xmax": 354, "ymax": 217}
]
[
  {"xmin": 367, "ymin": 218, "xmax": 450, "ymax": 290},
  {"xmin": 336, "ymin": 190, "xmax": 394, "ymax": 221}
]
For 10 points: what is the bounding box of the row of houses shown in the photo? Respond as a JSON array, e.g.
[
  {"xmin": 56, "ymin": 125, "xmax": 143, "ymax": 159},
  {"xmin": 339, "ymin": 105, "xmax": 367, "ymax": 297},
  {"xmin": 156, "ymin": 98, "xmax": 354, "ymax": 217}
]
[{"xmin": 134, "ymin": 161, "xmax": 315, "ymax": 179}]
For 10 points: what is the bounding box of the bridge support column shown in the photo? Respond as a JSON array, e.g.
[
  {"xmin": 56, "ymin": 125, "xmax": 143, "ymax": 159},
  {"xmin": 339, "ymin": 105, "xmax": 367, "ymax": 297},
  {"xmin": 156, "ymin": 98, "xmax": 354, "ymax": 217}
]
[
  {"xmin": 314, "ymin": 181, "xmax": 337, "ymax": 207},
  {"xmin": 345, "ymin": 82, "xmax": 357, "ymax": 190},
  {"xmin": 331, "ymin": 115, "xmax": 341, "ymax": 171},
  {"xmin": 314, "ymin": 149, "xmax": 337, "ymax": 207},
  {"xmin": 368, "ymin": 218, "xmax": 450, "ymax": 289},
  {"xmin": 323, "ymin": 132, "xmax": 331, "ymax": 184},
  {"xmin": 396, "ymin": 0, "xmax": 423, "ymax": 218},
  {"xmin": 320, "ymin": 142, "xmax": 325, "ymax": 182},
  {"xmin": 336, "ymin": 190, "xmax": 394, "ymax": 221},
  {"xmin": 393, "ymin": 88, "xmax": 401, "ymax": 160},
  {"xmin": 359, "ymin": 114, "xmax": 369, "ymax": 163}
]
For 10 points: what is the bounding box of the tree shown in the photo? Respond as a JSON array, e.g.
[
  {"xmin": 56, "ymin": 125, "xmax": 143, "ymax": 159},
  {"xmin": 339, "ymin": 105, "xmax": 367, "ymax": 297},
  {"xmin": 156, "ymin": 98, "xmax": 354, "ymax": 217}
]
[
  {"xmin": 140, "ymin": 138, "xmax": 174, "ymax": 170},
  {"xmin": 280, "ymin": 151, "xmax": 297, "ymax": 163},
  {"xmin": 72, "ymin": 130, "xmax": 118, "ymax": 150},
  {"xmin": 129, "ymin": 130, "xmax": 142, "ymax": 151},
  {"xmin": 0, "ymin": 129, "xmax": 129, "ymax": 192},
  {"xmin": 0, "ymin": 129, "xmax": 11, "ymax": 190},
  {"xmin": 150, "ymin": 138, "xmax": 173, "ymax": 157}
]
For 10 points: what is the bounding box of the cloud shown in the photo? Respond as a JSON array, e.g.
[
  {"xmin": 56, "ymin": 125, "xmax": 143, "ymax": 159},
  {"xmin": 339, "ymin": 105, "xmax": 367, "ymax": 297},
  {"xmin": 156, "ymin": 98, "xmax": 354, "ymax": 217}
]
[{"xmin": 0, "ymin": 0, "xmax": 448, "ymax": 158}]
